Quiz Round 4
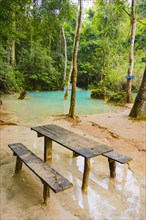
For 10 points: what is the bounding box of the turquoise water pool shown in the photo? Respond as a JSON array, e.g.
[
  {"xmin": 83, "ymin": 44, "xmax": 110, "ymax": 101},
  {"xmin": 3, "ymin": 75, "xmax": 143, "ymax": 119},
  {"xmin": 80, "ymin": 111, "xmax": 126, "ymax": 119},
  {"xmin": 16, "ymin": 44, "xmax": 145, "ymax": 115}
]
[{"xmin": 1, "ymin": 90, "xmax": 120, "ymax": 124}]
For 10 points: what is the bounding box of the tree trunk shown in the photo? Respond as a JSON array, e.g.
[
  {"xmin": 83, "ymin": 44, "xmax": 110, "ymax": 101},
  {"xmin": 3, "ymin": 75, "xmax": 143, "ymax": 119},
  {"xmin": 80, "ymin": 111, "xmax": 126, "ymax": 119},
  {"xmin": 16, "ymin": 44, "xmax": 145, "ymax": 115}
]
[
  {"xmin": 64, "ymin": 13, "xmax": 77, "ymax": 100},
  {"xmin": 30, "ymin": 23, "xmax": 33, "ymax": 61},
  {"xmin": 129, "ymin": 66, "xmax": 146, "ymax": 119},
  {"xmin": 64, "ymin": 62, "xmax": 73, "ymax": 100},
  {"xmin": 126, "ymin": 0, "xmax": 136, "ymax": 103},
  {"xmin": 12, "ymin": 40, "xmax": 16, "ymax": 67},
  {"xmin": 68, "ymin": 0, "xmax": 83, "ymax": 118},
  {"xmin": 6, "ymin": 42, "xmax": 11, "ymax": 64},
  {"xmin": 11, "ymin": 8, "xmax": 16, "ymax": 68},
  {"xmin": 62, "ymin": 23, "xmax": 67, "ymax": 82}
]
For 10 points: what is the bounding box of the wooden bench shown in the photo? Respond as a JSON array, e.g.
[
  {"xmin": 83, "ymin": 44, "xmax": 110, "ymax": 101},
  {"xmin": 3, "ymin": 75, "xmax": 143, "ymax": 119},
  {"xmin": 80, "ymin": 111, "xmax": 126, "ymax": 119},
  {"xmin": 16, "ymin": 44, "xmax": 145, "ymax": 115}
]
[
  {"xmin": 103, "ymin": 151, "xmax": 132, "ymax": 178},
  {"xmin": 8, "ymin": 143, "xmax": 73, "ymax": 204}
]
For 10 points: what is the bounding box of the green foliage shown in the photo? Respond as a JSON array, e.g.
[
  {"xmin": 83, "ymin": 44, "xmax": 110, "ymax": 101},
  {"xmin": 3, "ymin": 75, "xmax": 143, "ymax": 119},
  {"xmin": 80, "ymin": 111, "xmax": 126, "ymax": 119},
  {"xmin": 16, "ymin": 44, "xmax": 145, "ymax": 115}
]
[
  {"xmin": 14, "ymin": 70, "xmax": 25, "ymax": 90},
  {"xmin": 91, "ymin": 87, "xmax": 110, "ymax": 99},
  {"xmin": 0, "ymin": 45, "xmax": 18, "ymax": 93},
  {"xmin": 0, "ymin": 63, "xmax": 24, "ymax": 93},
  {"xmin": 91, "ymin": 88, "xmax": 127, "ymax": 105},
  {"xmin": 0, "ymin": 0, "xmax": 145, "ymax": 95},
  {"xmin": 0, "ymin": 0, "xmax": 76, "ymax": 93},
  {"xmin": 18, "ymin": 41, "xmax": 62, "ymax": 90},
  {"xmin": 108, "ymin": 91, "xmax": 126, "ymax": 103},
  {"xmin": 78, "ymin": 19, "xmax": 100, "ymax": 88},
  {"xmin": 0, "ymin": 63, "xmax": 15, "ymax": 93},
  {"xmin": 135, "ymin": 0, "xmax": 146, "ymax": 50},
  {"xmin": 78, "ymin": 1, "xmax": 129, "ymax": 88},
  {"xmin": 0, "ymin": 65, "xmax": 23, "ymax": 93},
  {"xmin": 77, "ymin": 0, "xmax": 145, "ymax": 93}
]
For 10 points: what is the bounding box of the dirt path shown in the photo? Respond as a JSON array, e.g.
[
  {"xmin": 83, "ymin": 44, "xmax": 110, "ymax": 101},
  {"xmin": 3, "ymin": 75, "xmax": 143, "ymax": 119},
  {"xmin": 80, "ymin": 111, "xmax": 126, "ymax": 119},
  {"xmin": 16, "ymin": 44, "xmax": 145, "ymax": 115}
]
[{"xmin": 0, "ymin": 107, "xmax": 146, "ymax": 220}]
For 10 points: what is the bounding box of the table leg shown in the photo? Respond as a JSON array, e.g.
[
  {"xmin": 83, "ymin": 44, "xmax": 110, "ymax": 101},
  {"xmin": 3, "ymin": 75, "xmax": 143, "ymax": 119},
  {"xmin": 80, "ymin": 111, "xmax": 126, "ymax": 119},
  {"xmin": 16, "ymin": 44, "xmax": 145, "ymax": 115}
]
[
  {"xmin": 44, "ymin": 137, "xmax": 52, "ymax": 163},
  {"xmin": 108, "ymin": 158, "xmax": 116, "ymax": 178},
  {"xmin": 43, "ymin": 137, "xmax": 52, "ymax": 204},
  {"xmin": 43, "ymin": 183, "xmax": 50, "ymax": 205},
  {"xmin": 15, "ymin": 156, "xmax": 23, "ymax": 173},
  {"xmin": 82, "ymin": 158, "xmax": 91, "ymax": 192}
]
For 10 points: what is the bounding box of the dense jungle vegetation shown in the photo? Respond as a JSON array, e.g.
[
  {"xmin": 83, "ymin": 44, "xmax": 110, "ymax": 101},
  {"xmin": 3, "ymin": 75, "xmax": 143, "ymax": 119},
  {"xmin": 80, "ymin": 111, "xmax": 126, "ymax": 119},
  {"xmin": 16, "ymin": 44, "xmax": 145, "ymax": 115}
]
[{"xmin": 0, "ymin": 0, "xmax": 145, "ymax": 94}]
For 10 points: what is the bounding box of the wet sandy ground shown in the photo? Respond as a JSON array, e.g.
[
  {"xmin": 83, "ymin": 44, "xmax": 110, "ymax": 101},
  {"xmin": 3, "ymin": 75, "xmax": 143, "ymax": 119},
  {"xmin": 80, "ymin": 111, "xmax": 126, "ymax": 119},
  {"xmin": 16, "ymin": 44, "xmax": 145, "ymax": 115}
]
[{"xmin": 0, "ymin": 107, "xmax": 146, "ymax": 220}]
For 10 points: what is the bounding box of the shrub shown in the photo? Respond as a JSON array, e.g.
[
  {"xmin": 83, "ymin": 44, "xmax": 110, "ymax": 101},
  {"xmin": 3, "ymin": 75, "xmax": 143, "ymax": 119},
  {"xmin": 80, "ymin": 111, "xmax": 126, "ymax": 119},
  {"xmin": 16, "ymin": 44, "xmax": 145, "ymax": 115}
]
[
  {"xmin": 91, "ymin": 87, "xmax": 111, "ymax": 99},
  {"xmin": 0, "ymin": 63, "xmax": 15, "ymax": 93},
  {"xmin": 108, "ymin": 91, "xmax": 126, "ymax": 103},
  {"xmin": 0, "ymin": 45, "xmax": 24, "ymax": 93}
]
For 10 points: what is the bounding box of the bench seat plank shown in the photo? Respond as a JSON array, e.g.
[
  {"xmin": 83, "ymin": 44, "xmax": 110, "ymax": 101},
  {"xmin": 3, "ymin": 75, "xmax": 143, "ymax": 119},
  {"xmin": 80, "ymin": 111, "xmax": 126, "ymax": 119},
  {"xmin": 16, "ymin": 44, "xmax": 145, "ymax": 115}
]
[
  {"xmin": 31, "ymin": 124, "xmax": 113, "ymax": 158},
  {"xmin": 103, "ymin": 151, "xmax": 132, "ymax": 164},
  {"xmin": 8, "ymin": 143, "xmax": 73, "ymax": 193}
]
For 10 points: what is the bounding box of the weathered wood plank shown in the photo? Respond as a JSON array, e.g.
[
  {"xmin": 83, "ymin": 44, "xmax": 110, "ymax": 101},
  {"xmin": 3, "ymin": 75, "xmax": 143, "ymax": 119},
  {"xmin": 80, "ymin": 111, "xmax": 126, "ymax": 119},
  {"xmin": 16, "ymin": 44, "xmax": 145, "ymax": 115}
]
[
  {"xmin": 103, "ymin": 151, "xmax": 132, "ymax": 164},
  {"xmin": 8, "ymin": 143, "xmax": 73, "ymax": 193},
  {"xmin": 31, "ymin": 124, "xmax": 113, "ymax": 158}
]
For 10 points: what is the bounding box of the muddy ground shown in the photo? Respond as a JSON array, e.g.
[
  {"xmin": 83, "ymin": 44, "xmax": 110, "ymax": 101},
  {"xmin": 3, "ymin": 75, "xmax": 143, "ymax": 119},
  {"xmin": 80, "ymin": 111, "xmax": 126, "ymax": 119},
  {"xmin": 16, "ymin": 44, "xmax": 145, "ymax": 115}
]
[{"xmin": 0, "ymin": 105, "xmax": 146, "ymax": 220}]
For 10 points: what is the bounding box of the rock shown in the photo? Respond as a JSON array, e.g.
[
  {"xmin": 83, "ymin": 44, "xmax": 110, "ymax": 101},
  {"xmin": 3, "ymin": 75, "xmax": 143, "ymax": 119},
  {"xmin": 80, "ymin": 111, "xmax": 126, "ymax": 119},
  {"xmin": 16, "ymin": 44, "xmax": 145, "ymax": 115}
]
[{"xmin": 18, "ymin": 90, "xmax": 27, "ymax": 100}]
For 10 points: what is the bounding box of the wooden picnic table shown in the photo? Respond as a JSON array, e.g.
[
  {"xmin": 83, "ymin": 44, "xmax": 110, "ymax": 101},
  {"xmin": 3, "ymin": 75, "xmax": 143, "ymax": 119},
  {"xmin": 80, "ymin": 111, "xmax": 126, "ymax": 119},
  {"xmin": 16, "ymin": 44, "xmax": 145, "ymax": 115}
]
[{"xmin": 31, "ymin": 124, "xmax": 113, "ymax": 192}]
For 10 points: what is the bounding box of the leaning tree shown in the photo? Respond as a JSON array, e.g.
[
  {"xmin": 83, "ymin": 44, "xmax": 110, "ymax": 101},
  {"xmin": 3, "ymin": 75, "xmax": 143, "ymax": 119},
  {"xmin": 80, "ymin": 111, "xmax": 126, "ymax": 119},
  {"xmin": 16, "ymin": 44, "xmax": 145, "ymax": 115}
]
[{"xmin": 129, "ymin": 66, "xmax": 146, "ymax": 119}]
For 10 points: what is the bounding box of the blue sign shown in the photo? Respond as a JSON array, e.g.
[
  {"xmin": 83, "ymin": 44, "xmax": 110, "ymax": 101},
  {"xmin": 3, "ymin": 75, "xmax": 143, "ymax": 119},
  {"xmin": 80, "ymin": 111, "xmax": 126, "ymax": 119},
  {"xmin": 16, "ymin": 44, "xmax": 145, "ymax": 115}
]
[
  {"xmin": 126, "ymin": 75, "xmax": 135, "ymax": 79},
  {"xmin": 142, "ymin": 58, "xmax": 146, "ymax": 62}
]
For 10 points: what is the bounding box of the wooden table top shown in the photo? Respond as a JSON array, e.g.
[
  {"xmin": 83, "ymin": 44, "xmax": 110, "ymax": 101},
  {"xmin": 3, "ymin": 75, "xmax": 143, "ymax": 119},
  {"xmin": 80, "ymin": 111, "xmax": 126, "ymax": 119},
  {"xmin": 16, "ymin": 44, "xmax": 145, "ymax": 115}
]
[{"xmin": 31, "ymin": 124, "xmax": 113, "ymax": 159}]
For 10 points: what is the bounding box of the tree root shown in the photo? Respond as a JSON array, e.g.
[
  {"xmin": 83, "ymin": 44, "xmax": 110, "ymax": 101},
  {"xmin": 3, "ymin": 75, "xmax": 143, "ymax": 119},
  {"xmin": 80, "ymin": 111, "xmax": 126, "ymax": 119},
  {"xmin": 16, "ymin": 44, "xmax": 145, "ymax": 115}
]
[
  {"xmin": 90, "ymin": 121, "xmax": 146, "ymax": 152},
  {"xmin": 53, "ymin": 114, "xmax": 81, "ymax": 127},
  {"xmin": 0, "ymin": 120, "xmax": 17, "ymax": 126},
  {"xmin": 91, "ymin": 122, "xmax": 119, "ymax": 138}
]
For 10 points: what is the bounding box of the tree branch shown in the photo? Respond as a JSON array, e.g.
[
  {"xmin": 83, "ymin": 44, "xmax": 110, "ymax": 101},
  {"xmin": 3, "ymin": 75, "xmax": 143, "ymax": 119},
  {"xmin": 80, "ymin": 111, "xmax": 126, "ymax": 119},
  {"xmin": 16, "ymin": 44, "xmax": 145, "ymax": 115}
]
[{"xmin": 123, "ymin": 7, "xmax": 130, "ymax": 17}]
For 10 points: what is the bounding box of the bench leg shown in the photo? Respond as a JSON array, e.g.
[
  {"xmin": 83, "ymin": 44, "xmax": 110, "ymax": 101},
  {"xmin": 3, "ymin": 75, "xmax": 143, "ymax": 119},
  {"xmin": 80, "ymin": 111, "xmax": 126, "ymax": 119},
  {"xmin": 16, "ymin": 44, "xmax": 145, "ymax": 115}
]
[
  {"xmin": 43, "ymin": 184, "xmax": 50, "ymax": 205},
  {"xmin": 15, "ymin": 156, "xmax": 23, "ymax": 173},
  {"xmin": 108, "ymin": 158, "xmax": 116, "ymax": 178},
  {"xmin": 44, "ymin": 137, "xmax": 52, "ymax": 163},
  {"xmin": 82, "ymin": 158, "xmax": 91, "ymax": 192}
]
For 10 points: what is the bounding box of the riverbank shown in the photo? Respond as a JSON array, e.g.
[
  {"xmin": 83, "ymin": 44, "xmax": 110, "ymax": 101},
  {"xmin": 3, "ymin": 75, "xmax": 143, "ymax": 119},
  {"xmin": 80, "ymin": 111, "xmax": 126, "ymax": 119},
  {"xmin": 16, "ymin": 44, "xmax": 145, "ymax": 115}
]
[{"xmin": 0, "ymin": 104, "xmax": 146, "ymax": 220}]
